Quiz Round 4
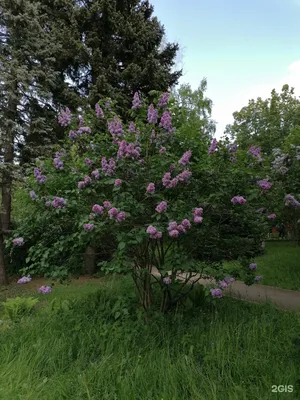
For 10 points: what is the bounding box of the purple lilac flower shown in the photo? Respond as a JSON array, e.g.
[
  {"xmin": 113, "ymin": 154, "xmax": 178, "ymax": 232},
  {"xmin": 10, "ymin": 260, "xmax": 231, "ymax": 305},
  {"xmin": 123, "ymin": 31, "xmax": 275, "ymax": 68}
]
[
  {"xmin": 30, "ymin": 191, "xmax": 38, "ymax": 200},
  {"xmin": 248, "ymin": 145, "xmax": 262, "ymax": 160},
  {"xmin": 169, "ymin": 164, "xmax": 175, "ymax": 172},
  {"xmin": 85, "ymin": 158, "xmax": 93, "ymax": 168},
  {"xmin": 210, "ymin": 288, "xmax": 223, "ymax": 298},
  {"xmin": 146, "ymin": 183, "xmax": 155, "ymax": 194},
  {"xmin": 128, "ymin": 122, "xmax": 136, "ymax": 133},
  {"xmin": 69, "ymin": 130, "xmax": 77, "ymax": 140},
  {"xmin": 95, "ymin": 103, "xmax": 104, "ymax": 118},
  {"xmin": 231, "ymin": 196, "xmax": 247, "ymax": 205},
  {"xmin": 103, "ymin": 201, "xmax": 111, "ymax": 209},
  {"xmin": 227, "ymin": 143, "xmax": 238, "ymax": 152},
  {"xmin": 178, "ymin": 150, "xmax": 192, "ymax": 167},
  {"xmin": 92, "ymin": 204, "xmax": 104, "ymax": 215},
  {"xmin": 108, "ymin": 207, "xmax": 119, "ymax": 219},
  {"xmin": 257, "ymin": 179, "xmax": 273, "ymax": 191},
  {"xmin": 116, "ymin": 211, "xmax": 126, "ymax": 222},
  {"xmin": 114, "ymin": 179, "xmax": 122, "ymax": 186},
  {"xmin": 108, "ymin": 117, "xmax": 124, "ymax": 139},
  {"xmin": 156, "ymin": 201, "xmax": 167, "ymax": 213},
  {"xmin": 77, "ymin": 126, "xmax": 91, "ymax": 135},
  {"xmin": 91, "ymin": 169, "xmax": 100, "ymax": 180},
  {"xmin": 176, "ymin": 225, "xmax": 186, "ymax": 233},
  {"xmin": 78, "ymin": 181, "xmax": 85, "ymax": 189},
  {"xmin": 84, "ymin": 176, "xmax": 91, "ymax": 185},
  {"xmin": 159, "ymin": 147, "xmax": 166, "ymax": 154},
  {"xmin": 267, "ymin": 213, "xmax": 276, "ymax": 220},
  {"xmin": 158, "ymin": 92, "xmax": 169, "ymax": 108},
  {"xmin": 78, "ymin": 115, "xmax": 84, "ymax": 126},
  {"xmin": 249, "ymin": 263, "xmax": 257, "ymax": 271},
  {"xmin": 284, "ymin": 194, "xmax": 300, "ymax": 208},
  {"xmin": 194, "ymin": 216, "xmax": 203, "ymax": 224},
  {"xmin": 58, "ymin": 107, "xmax": 72, "ymax": 127},
  {"xmin": 34, "ymin": 167, "xmax": 47, "ymax": 184},
  {"xmin": 83, "ymin": 223, "xmax": 95, "ymax": 232},
  {"xmin": 132, "ymin": 92, "xmax": 142, "ymax": 110},
  {"xmin": 218, "ymin": 280, "xmax": 228, "ymax": 289},
  {"xmin": 101, "ymin": 157, "xmax": 116, "ymax": 176},
  {"xmin": 224, "ymin": 277, "xmax": 235, "ymax": 284},
  {"xmin": 12, "ymin": 237, "xmax": 24, "ymax": 247},
  {"xmin": 208, "ymin": 139, "xmax": 217, "ymax": 154},
  {"xmin": 51, "ymin": 197, "xmax": 66, "ymax": 209},
  {"xmin": 169, "ymin": 229, "xmax": 179, "ymax": 238},
  {"xmin": 163, "ymin": 276, "xmax": 172, "ymax": 285},
  {"xmin": 53, "ymin": 155, "xmax": 64, "ymax": 170},
  {"xmin": 147, "ymin": 104, "xmax": 158, "ymax": 124},
  {"xmin": 159, "ymin": 111, "xmax": 172, "ymax": 132},
  {"xmin": 146, "ymin": 226, "xmax": 162, "ymax": 239},
  {"xmin": 193, "ymin": 208, "xmax": 203, "ymax": 217},
  {"xmin": 168, "ymin": 221, "xmax": 178, "ymax": 231},
  {"xmin": 17, "ymin": 276, "xmax": 32, "ymax": 284},
  {"xmin": 117, "ymin": 140, "xmax": 140, "ymax": 159},
  {"xmin": 177, "ymin": 170, "xmax": 192, "ymax": 182},
  {"xmin": 38, "ymin": 286, "xmax": 52, "ymax": 294},
  {"xmin": 181, "ymin": 219, "xmax": 191, "ymax": 230},
  {"xmin": 254, "ymin": 276, "xmax": 263, "ymax": 281}
]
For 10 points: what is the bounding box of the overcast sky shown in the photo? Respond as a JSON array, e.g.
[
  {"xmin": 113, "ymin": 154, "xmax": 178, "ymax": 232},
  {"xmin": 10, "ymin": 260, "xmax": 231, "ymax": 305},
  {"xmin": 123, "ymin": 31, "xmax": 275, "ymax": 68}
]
[{"xmin": 151, "ymin": 0, "xmax": 300, "ymax": 137}]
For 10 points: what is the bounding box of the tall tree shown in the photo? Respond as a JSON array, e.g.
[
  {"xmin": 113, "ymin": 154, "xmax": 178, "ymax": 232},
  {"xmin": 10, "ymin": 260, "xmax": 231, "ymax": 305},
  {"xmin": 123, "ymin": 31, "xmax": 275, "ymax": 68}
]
[{"xmin": 225, "ymin": 85, "xmax": 300, "ymax": 154}]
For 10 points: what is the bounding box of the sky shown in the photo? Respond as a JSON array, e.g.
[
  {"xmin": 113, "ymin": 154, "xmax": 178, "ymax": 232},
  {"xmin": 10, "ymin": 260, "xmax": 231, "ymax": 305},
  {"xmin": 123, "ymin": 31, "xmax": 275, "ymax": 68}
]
[{"xmin": 151, "ymin": 0, "xmax": 300, "ymax": 137}]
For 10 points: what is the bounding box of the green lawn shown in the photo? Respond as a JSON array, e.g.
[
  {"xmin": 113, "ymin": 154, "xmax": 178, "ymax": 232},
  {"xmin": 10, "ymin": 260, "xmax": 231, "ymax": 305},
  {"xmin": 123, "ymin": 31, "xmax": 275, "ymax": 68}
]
[
  {"xmin": 255, "ymin": 242, "xmax": 300, "ymax": 291},
  {"xmin": 0, "ymin": 276, "xmax": 300, "ymax": 400}
]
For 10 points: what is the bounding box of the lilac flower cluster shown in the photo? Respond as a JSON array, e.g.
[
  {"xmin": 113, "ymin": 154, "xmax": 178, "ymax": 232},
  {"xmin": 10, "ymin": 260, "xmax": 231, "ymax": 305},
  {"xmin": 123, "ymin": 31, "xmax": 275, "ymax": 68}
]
[
  {"xmin": 257, "ymin": 179, "xmax": 273, "ymax": 191},
  {"xmin": 101, "ymin": 157, "xmax": 116, "ymax": 176},
  {"xmin": 53, "ymin": 152, "xmax": 64, "ymax": 170},
  {"xmin": 58, "ymin": 107, "xmax": 72, "ymax": 127},
  {"xmin": 95, "ymin": 103, "xmax": 104, "ymax": 118},
  {"xmin": 267, "ymin": 213, "xmax": 276, "ymax": 220},
  {"xmin": 132, "ymin": 92, "xmax": 142, "ymax": 110},
  {"xmin": 271, "ymin": 149, "xmax": 289, "ymax": 175},
  {"xmin": 108, "ymin": 208, "xmax": 126, "ymax": 222},
  {"xmin": 146, "ymin": 183, "xmax": 155, "ymax": 194},
  {"xmin": 34, "ymin": 167, "xmax": 47, "ymax": 184},
  {"xmin": 162, "ymin": 169, "xmax": 192, "ymax": 188},
  {"xmin": 108, "ymin": 117, "xmax": 124, "ymax": 139},
  {"xmin": 231, "ymin": 195, "xmax": 246, "ymax": 205},
  {"xmin": 210, "ymin": 288, "xmax": 223, "ymax": 298},
  {"xmin": 83, "ymin": 223, "xmax": 95, "ymax": 232},
  {"xmin": 117, "ymin": 140, "xmax": 141, "ymax": 159},
  {"xmin": 208, "ymin": 138, "xmax": 217, "ymax": 154},
  {"xmin": 30, "ymin": 191, "xmax": 38, "ymax": 200},
  {"xmin": 248, "ymin": 145, "xmax": 262, "ymax": 160},
  {"xmin": 114, "ymin": 179, "xmax": 122, "ymax": 186},
  {"xmin": 38, "ymin": 285, "xmax": 52, "ymax": 294},
  {"xmin": 85, "ymin": 158, "xmax": 93, "ymax": 168},
  {"xmin": 17, "ymin": 276, "xmax": 32, "ymax": 284},
  {"xmin": 51, "ymin": 197, "xmax": 66, "ymax": 209},
  {"xmin": 158, "ymin": 92, "xmax": 169, "ymax": 108},
  {"xmin": 78, "ymin": 126, "xmax": 92, "ymax": 135},
  {"xmin": 92, "ymin": 204, "xmax": 104, "ymax": 215},
  {"xmin": 69, "ymin": 130, "xmax": 77, "ymax": 140},
  {"xmin": 254, "ymin": 276, "xmax": 263, "ymax": 281},
  {"xmin": 155, "ymin": 201, "xmax": 167, "ymax": 213},
  {"xmin": 146, "ymin": 225, "xmax": 162, "ymax": 239},
  {"xmin": 12, "ymin": 237, "xmax": 25, "ymax": 246},
  {"xmin": 168, "ymin": 219, "xmax": 192, "ymax": 238},
  {"xmin": 128, "ymin": 122, "xmax": 136, "ymax": 133},
  {"xmin": 159, "ymin": 147, "xmax": 166, "ymax": 154},
  {"xmin": 159, "ymin": 111, "xmax": 172, "ymax": 132},
  {"xmin": 178, "ymin": 150, "xmax": 192, "ymax": 167},
  {"xmin": 193, "ymin": 208, "xmax": 203, "ymax": 224},
  {"xmin": 78, "ymin": 115, "xmax": 84, "ymax": 126},
  {"xmin": 147, "ymin": 104, "xmax": 158, "ymax": 124},
  {"xmin": 284, "ymin": 194, "xmax": 300, "ymax": 208},
  {"xmin": 249, "ymin": 263, "xmax": 257, "ymax": 270},
  {"xmin": 91, "ymin": 169, "xmax": 100, "ymax": 180}
]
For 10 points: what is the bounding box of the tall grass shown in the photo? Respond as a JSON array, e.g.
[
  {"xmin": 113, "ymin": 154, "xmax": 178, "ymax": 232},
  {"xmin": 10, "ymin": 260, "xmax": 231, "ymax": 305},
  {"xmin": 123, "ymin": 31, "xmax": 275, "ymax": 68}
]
[{"xmin": 0, "ymin": 276, "xmax": 299, "ymax": 400}]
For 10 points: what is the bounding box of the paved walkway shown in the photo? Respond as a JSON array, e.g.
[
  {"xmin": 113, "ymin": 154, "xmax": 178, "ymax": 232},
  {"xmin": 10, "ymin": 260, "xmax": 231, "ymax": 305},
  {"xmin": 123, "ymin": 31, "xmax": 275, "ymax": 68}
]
[{"xmin": 151, "ymin": 267, "xmax": 300, "ymax": 312}]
